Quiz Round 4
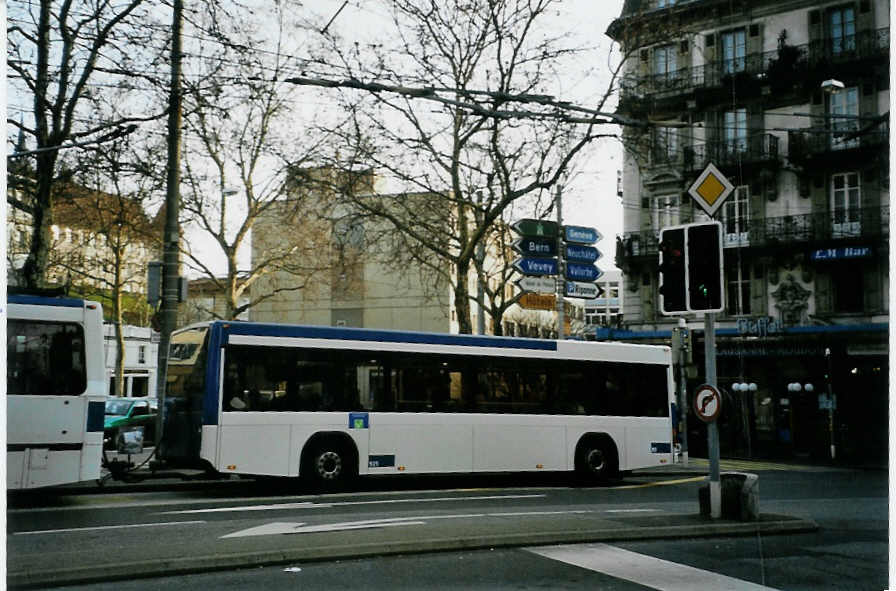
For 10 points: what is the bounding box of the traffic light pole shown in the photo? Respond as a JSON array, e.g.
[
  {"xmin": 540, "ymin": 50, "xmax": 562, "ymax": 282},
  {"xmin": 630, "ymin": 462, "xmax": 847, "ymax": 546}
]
[
  {"xmin": 705, "ymin": 312, "xmax": 721, "ymax": 518},
  {"xmin": 555, "ymin": 184, "xmax": 564, "ymax": 338},
  {"xmin": 677, "ymin": 318, "xmax": 689, "ymax": 467}
]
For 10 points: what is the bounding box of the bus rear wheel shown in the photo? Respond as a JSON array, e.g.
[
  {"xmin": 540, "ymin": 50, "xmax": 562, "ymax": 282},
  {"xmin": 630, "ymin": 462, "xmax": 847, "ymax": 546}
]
[
  {"xmin": 575, "ymin": 437, "xmax": 618, "ymax": 484},
  {"xmin": 304, "ymin": 440, "xmax": 353, "ymax": 490}
]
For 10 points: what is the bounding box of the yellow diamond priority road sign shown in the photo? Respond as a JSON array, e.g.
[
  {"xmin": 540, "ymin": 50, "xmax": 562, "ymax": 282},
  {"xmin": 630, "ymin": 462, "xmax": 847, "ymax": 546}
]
[{"xmin": 688, "ymin": 163, "xmax": 734, "ymax": 218}]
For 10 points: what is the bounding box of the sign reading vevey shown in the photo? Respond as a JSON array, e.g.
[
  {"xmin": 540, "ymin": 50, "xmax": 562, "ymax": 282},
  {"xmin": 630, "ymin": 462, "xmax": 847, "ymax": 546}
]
[
  {"xmin": 513, "ymin": 257, "xmax": 558, "ymax": 276},
  {"xmin": 565, "ymin": 281, "xmax": 603, "ymax": 299}
]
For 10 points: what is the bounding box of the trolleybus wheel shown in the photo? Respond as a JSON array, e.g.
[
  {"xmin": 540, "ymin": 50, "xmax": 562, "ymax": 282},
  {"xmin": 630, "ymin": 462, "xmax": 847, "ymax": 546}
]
[
  {"xmin": 304, "ymin": 439, "xmax": 354, "ymax": 490},
  {"xmin": 575, "ymin": 436, "xmax": 618, "ymax": 484}
]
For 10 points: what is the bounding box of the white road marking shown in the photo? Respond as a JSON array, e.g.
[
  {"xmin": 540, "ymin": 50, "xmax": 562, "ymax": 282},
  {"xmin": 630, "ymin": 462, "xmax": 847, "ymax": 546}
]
[
  {"xmin": 221, "ymin": 509, "xmax": 592, "ymax": 539},
  {"xmin": 13, "ymin": 520, "xmax": 206, "ymax": 536},
  {"xmin": 163, "ymin": 494, "xmax": 545, "ymax": 515},
  {"xmin": 603, "ymin": 509, "xmax": 661, "ymax": 513},
  {"xmin": 527, "ymin": 543, "xmax": 779, "ymax": 590}
]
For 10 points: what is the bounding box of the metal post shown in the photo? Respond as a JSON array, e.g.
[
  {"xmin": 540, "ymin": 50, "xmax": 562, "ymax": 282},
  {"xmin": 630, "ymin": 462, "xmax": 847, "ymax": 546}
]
[
  {"xmin": 826, "ymin": 347, "xmax": 836, "ymax": 460},
  {"xmin": 678, "ymin": 317, "xmax": 689, "ymax": 467},
  {"xmin": 155, "ymin": 0, "xmax": 184, "ymax": 444},
  {"xmin": 555, "ymin": 184, "xmax": 564, "ymax": 338},
  {"xmin": 705, "ymin": 312, "xmax": 721, "ymax": 518}
]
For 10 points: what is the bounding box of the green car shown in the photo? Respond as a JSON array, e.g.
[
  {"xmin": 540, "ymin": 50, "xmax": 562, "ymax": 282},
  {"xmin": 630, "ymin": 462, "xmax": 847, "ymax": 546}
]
[{"xmin": 103, "ymin": 398, "xmax": 158, "ymax": 450}]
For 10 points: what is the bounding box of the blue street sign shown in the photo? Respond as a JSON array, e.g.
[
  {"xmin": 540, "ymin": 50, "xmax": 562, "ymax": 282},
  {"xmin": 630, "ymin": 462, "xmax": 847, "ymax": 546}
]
[
  {"xmin": 513, "ymin": 237, "xmax": 557, "ymax": 257},
  {"xmin": 563, "ymin": 225, "xmax": 601, "ymax": 244},
  {"xmin": 565, "ymin": 262, "xmax": 602, "ymax": 282},
  {"xmin": 564, "ymin": 244, "xmax": 601, "ymax": 263},
  {"xmin": 513, "ymin": 257, "xmax": 558, "ymax": 276}
]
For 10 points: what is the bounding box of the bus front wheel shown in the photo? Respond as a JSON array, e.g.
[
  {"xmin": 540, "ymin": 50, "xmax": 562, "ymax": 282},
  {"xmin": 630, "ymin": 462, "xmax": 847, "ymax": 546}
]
[{"xmin": 575, "ymin": 437, "xmax": 618, "ymax": 484}]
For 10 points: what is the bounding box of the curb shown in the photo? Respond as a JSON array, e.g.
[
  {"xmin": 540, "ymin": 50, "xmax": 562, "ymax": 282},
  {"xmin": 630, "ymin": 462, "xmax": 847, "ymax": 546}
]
[{"xmin": 8, "ymin": 515, "xmax": 817, "ymax": 589}]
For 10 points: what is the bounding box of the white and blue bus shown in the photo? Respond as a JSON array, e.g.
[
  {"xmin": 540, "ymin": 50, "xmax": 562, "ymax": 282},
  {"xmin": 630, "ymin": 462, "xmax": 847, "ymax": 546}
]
[
  {"xmin": 159, "ymin": 322, "xmax": 675, "ymax": 487},
  {"xmin": 7, "ymin": 294, "xmax": 107, "ymax": 489}
]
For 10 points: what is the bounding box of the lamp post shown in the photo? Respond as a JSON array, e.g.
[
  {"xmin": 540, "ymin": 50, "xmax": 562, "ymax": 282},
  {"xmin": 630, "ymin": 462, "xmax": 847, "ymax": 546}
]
[{"xmin": 732, "ymin": 382, "xmax": 757, "ymax": 458}]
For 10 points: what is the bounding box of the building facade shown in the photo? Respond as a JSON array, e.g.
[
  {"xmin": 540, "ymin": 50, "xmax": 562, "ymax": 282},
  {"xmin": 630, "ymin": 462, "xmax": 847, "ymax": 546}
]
[
  {"xmin": 607, "ymin": 0, "xmax": 888, "ymax": 462},
  {"xmin": 583, "ymin": 269, "xmax": 625, "ymax": 329},
  {"xmin": 103, "ymin": 324, "xmax": 159, "ymax": 398}
]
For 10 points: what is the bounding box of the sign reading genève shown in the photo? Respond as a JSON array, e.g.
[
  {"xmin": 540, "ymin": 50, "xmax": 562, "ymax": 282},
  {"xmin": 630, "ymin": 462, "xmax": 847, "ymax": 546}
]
[{"xmin": 810, "ymin": 246, "xmax": 872, "ymax": 261}]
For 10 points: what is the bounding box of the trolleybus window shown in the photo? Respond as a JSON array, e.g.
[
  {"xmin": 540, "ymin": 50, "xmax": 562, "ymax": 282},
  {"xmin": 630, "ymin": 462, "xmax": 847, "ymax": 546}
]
[{"xmin": 7, "ymin": 320, "xmax": 86, "ymax": 396}]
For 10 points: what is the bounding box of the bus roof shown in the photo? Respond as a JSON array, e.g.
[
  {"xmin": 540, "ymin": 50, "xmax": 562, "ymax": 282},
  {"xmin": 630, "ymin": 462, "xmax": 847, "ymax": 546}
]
[{"xmin": 8, "ymin": 294, "xmax": 88, "ymax": 308}]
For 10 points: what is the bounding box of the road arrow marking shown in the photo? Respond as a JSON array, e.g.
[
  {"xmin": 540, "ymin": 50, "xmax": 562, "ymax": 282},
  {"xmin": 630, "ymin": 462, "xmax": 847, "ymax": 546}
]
[{"xmin": 221, "ymin": 518, "xmax": 427, "ymax": 539}]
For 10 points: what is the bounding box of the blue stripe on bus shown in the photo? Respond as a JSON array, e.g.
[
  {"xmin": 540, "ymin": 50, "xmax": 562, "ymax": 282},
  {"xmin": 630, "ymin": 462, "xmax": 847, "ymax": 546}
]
[
  {"xmin": 86, "ymin": 401, "xmax": 105, "ymax": 432},
  {"xmin": 202, "ymin": 323, "xmax": 228, "ymax": 426},
  {"xmin": 218, "ymin": 322, "xmax": 558, "ymax": 351},
  {"xmin": 8, "ymin": 294, "xmax": 84, "ymax": 308}
]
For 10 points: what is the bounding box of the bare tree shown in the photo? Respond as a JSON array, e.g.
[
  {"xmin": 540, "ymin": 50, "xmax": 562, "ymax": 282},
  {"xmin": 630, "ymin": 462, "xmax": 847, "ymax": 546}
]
[
  {"xmin": 7, "ymin": 0, "xmax": 167, "ymax": 289},
  {"xmin": 316, "ymin": 0, "xmax": 624, "ymax": 333},
  {"xmin": 177, "ymin": 2, "xmax": 337, "ymax": 320}
]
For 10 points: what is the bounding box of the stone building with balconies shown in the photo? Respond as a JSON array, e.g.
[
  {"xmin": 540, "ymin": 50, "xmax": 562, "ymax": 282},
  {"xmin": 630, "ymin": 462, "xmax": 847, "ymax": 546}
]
[{"xmin": 606, "ymin": 0, "xmax": 888, "ymax": 463}]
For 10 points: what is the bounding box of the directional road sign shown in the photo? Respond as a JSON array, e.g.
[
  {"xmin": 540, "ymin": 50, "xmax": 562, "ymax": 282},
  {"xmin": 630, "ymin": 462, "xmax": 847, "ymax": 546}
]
[
  {"xmin": 513, "ymin": 237, "xmax": 557, "ymax": 257},
  {"xmin": 688, "ymin": 163, "xmax": 734, "ymax": 218},
  {"xmin": 518, "ymin": 293, "xmax": 556, "ymax": 311},
  {"xmin": 516, "ymin": 276, "xmax": 556, "ymax": 294},
  {"xmin": 563, "ymin": 225, "xmax": 601, "ymax": 244},
  {"xmin": 513, "ymin": 257, "xmax": 558, "ymax": 276},
  {"xmin": 564, "ymin": 244, "xmax": 601, "ymax": 263},
  {"xmin": 512, "ymin": 219, "xmax": 559, "ymax": 238},
  {"xmin": 565, "ymin": 281, "xmax": 604, "ymax": 299},
  {"xmin": 564, "ymin": 262, "xmax": 602, "ymax": 282}
]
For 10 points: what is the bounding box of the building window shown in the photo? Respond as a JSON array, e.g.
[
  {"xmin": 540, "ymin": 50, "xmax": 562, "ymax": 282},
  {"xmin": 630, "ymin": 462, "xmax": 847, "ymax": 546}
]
[
  {"xmin": 723, "ymin": 108, "xmax": 748, "ymax": 155},
  {"xmin": 726, "ymin": 259, "xmax": 751, "ymax": 315},
  {"xmin": 828, "ymin": 5, "xmax": 855, "ymax": 55},
  {"xmin": 652, "ymin": 195, "xmax": 680, "ymax": 231},
  {"xmin": 827, "ymin": 87, "xmax": 859, "ymax": 150},
  {"xmin": 720, "ymin": 28, "xmax": 746, "ymax": 74},
  {"xmin": 653, "ymin": 44, "xmax": 678, "ymax": 87},
  {"xmin": 831, "ymin": 172, "xmax": 861, "ymax": 237},
  {"xmin": 721, "ymin": 185, "xmax": 750, "ymax": 247},
  {"xmin": 652, "ymin": 126, "xmax": 679, "ymax": 164},
  {"xmin": 138, "ymin": 345, "xmax": 146, "ymax": 364}
]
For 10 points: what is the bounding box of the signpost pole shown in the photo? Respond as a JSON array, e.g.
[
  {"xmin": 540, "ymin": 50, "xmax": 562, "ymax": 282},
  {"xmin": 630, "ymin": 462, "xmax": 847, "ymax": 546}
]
[
  {"xmin": 705, "ymin": 312, "xmax": 721, "ymax": 518},
  {"xmin": 678, "ymin": 318, "xmax": 689, "ymax": 467},
  {"xmin": 555, "ymin": 184, "xmax": 564, "ymax": 338}
]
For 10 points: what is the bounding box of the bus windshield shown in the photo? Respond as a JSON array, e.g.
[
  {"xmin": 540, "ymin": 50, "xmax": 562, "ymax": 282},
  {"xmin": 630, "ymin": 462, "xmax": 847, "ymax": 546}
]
[{"xmin": 6, "ymin": 320, "xmax": 87, "ymax": 396}]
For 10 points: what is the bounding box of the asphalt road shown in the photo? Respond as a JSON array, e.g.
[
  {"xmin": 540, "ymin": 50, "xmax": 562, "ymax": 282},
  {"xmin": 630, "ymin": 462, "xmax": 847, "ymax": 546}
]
[{"xmin": 8, "ymin": 463, "xmax": 886, "ymax": 590}]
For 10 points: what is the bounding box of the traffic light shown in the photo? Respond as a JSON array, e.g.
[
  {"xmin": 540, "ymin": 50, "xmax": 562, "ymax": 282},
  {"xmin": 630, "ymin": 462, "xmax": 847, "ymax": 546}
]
[
  {"xmin": 686, "ymin": 222, "xmax": 724, "ymax": 312},
  {"xmin": 658, "ymin": 227, "xmax": 686, "ymax": 314}
]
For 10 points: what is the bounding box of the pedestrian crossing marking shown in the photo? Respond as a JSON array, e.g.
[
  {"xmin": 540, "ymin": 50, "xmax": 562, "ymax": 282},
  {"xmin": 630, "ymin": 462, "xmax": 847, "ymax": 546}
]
[{"xmin": 527, "ymin": 543, "xmax": 779, "ymax": 590}]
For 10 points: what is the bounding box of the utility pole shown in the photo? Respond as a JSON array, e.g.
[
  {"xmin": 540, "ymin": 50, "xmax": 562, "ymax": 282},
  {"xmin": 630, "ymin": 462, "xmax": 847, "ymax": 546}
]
[
  {"xmin": 555, "ymin": 184, "xmax": 564, "ymax": 338},
  {"xmin": 705, "ymin": 312, "xmax": 721, "ymax": 518},
  {"xmin": 156, "ymin": 0, "xmax": 184, "ymax": 439},
  {"xmin": 677, "ymin": 317, "xmax": 689, "ymax": 467}
]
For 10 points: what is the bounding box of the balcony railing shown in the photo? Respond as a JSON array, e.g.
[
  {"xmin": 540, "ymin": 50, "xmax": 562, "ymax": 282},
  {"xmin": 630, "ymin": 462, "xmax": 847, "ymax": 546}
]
[
  {"xmin": 788, "ymin": 123, "xmax": 889, "ymax": 162},
  {"xmin": 618, "ymin": 205, "xmax": 888, "ymax": 261},
  {"xmin": 619, "ymin": 28, "xmax": 888, "ymax": 100},
  {"xmin": 683, "ymin": 134, "xmax": 779, "ymax": 171}
]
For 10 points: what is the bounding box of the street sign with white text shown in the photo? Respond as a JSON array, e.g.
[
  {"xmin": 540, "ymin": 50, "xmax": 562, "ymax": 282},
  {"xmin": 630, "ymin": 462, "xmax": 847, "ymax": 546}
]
[
  {"xmin": 513, "ymin": 257, "xmax": 558, "ymax": 276},
  {"xmin": 563, "ymin": 225, "xmax": 601, "ymax": 244},
  {"xmin": 564, "ymin": 244, "xmax": 600, "ymax": 263},
  {"xmin": 564, "ymin": 262, "xmax": 602, "ymax": 282},
  {"xmin": 513, "ymin": 237, "xmax": 557, "ymax": 257}
]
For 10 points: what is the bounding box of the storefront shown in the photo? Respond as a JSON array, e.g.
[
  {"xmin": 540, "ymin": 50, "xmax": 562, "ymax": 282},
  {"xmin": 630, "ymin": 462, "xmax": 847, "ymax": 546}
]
[{"xmin": 597, "ymin": 322, "xmax": 888, "ymax": 463}]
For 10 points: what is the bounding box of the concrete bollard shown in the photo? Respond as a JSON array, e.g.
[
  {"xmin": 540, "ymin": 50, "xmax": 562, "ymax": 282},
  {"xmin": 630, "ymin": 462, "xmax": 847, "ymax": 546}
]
[{"xmin": 698, "ymin": 471, "xmax": 759, "ymax": 521}]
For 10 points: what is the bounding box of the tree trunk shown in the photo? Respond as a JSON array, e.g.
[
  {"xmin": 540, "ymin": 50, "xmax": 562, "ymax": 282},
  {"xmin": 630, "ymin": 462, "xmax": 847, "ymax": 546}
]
[
  {"xmin": 454, "ymin": 258, "xmax": 472, "ymax": 334},
  {"xmin": 22, "ymin": 156, "xmax": 57, "ymax": 288}
]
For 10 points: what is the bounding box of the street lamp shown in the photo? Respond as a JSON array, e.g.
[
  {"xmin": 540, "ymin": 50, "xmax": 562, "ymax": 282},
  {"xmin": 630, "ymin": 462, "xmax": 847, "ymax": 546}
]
[{"xmin": 820, "ymin": 78, "xmax": 845, "ymax": 94}]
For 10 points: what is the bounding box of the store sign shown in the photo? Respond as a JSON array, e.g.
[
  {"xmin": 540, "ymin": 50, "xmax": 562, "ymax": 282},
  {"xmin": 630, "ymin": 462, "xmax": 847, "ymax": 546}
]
[
  {"xmin": 737, "ymin": 316, "xmax": 781, "ymax": 337},
  {"xmin": 810, "ymin": 246, "xmax": 872, "ymax": 261}
]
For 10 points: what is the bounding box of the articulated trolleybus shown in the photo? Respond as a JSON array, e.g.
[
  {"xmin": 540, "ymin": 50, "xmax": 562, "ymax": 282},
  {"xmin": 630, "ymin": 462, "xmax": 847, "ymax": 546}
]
[
  {"xmin": 7, "ymin": 294, "xmax": 106, "ymax": 489},
  {"xmin": 160, "ymin": 322, "xmax": 674, "ymax": 486}
]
